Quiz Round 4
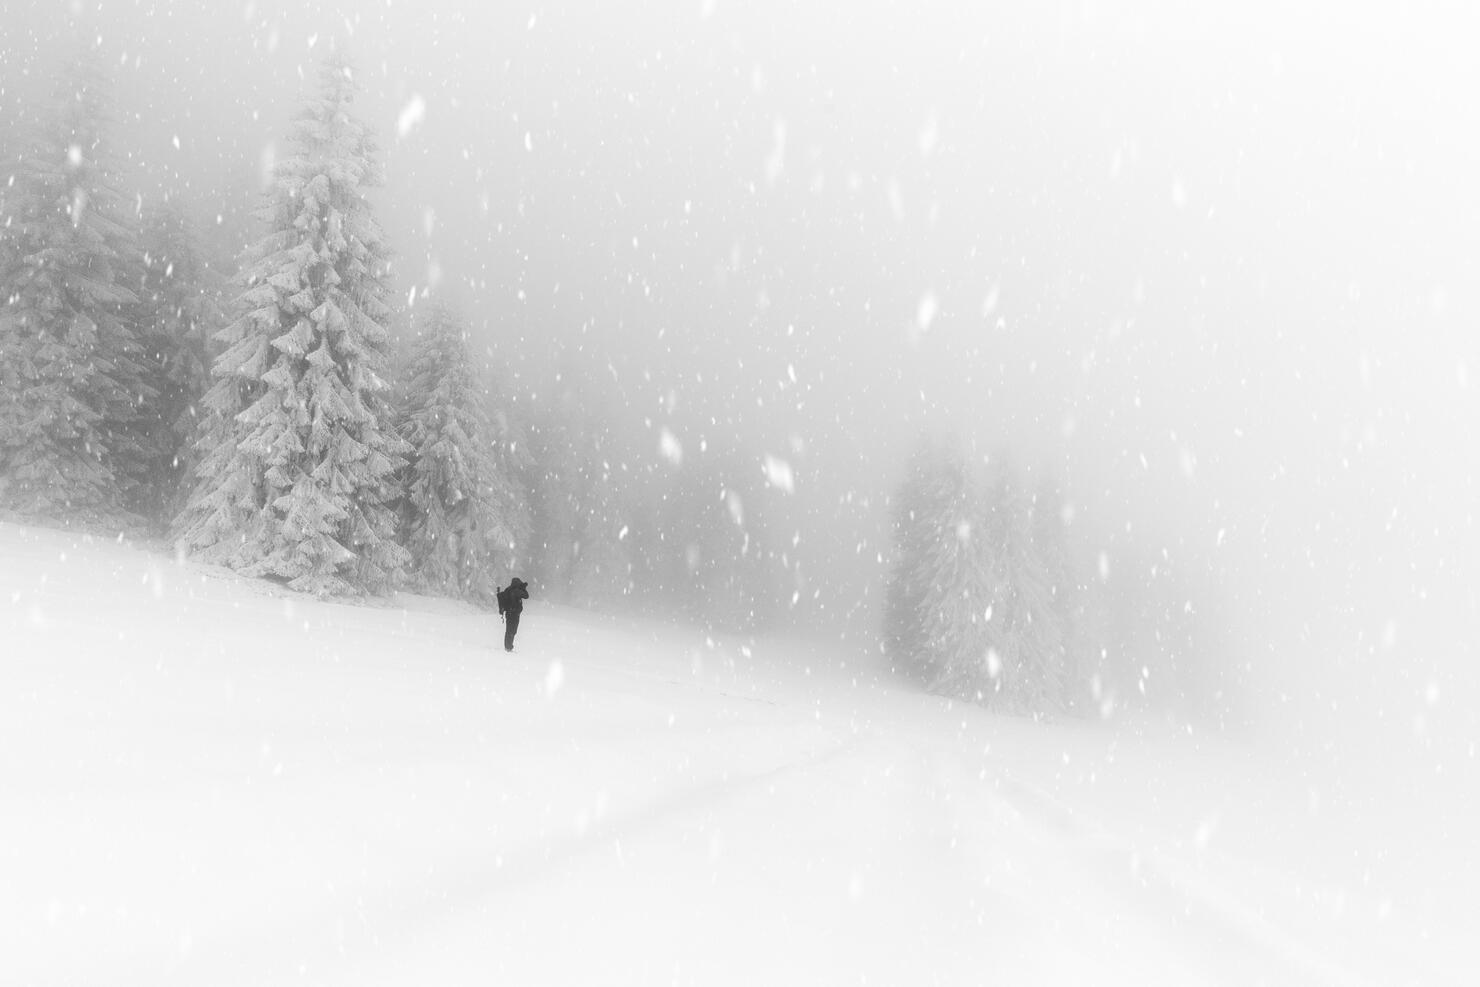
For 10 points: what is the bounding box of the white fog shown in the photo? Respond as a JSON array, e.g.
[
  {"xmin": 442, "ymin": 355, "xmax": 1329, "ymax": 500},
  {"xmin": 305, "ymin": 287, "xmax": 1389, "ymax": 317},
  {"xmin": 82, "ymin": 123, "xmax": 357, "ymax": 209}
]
[{"xmin": 3, "ymin": 1, "xmax": 1476, "ymax": 984}]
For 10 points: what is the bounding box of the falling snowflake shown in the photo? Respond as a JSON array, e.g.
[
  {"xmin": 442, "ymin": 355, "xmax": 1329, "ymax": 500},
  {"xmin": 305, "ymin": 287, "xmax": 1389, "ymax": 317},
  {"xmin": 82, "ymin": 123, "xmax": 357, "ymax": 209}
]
[
  {"xmin": 918, "ymin": 110, "xmax": 940, "ymax": 157},
  {"xmin": 764, "ymin": 455, "xmax": 794, "ymax": 493},
  {"xmin": 659, "ymin": 428, "xmax": 683, "ymax": 466},
  {"xmin": 764, "ymin": 118, "xmax": 786, "ymax": 185},
  {"xmin": 397, "ymin": 94, "xmax": 427, "ymax": 138},
  {"xmin": 917, "ymin": 292, "xmax": 938, "ymax": 332}
]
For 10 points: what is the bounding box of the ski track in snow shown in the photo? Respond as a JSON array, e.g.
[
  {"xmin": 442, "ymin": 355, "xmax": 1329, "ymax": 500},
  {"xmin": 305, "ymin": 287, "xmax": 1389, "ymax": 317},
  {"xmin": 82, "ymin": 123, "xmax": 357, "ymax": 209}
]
[{"xmin": 1, "ymin": 521, "xmax": 1470, "ymax": 986}]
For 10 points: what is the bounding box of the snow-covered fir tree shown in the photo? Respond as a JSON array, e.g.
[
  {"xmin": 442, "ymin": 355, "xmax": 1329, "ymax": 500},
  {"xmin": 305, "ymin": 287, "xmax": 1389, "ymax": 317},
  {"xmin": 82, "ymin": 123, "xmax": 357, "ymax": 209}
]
[
  {"xmin": 396, "ymin": 302, "xmax": 527, "ymax": 604},
  {"xmin": 914, "ymin": 454, "xmax": 998, "ymax": 699},
  {"xmin": 135, "ymin": 201, "xmax": 225, "ymax": 523},
  {"xmin": 885, "ymin": 437, "xmax": 1072, "ymax": 713},
  {"xmin": 175, "ymin": 54, "xmax": 407, "ymax": 596},
  {"xmin": 970, "ymin": 463, "xmax": 1067, "ymax": 712},
  {"xmin": 884, "ymin": 436, "xmax": 958, "ymax": 679},
  {"xmin": 1030, "ymin": 470, "xmax": 1078, "ymax": 706},
  {"xmin": 0, "ymin": 55, "xmax": 149, "ymax": 525}
]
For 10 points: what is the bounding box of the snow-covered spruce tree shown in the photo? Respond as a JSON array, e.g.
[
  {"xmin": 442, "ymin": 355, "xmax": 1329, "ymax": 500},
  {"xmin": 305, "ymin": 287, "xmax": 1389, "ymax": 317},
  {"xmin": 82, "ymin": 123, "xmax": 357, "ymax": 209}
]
[
  {"xmin": 911, "ymin": 452, "xmax": 1001, "ymax": 699},
  {"xmin": 1029, "ymin": 471, "xmax": 1077, "ymax": 707},
  {"xmin": 967, "ymin": 465, "xmax": 1067, "ymax": 713},
  {"xmin": 397, "ymin": 302, "xmax": 526, "ymax": 604},
  {"xmin": 883, "ymin": 436, "xmax": 959, "ymax": 679},
  {"xmin": 175, "ymin": 55, "xmax": 407, "ymax": 596},
  {"xmin": 885, "ymin": 439, "xmax": 1071, "ymax": 713},
  {"xmin": 135, "ymin": 201, "xmax": 225, "ymax": 523},
  {"xmin": 0, "ymin": 55, "xmax": 149, "ymax": 525}
]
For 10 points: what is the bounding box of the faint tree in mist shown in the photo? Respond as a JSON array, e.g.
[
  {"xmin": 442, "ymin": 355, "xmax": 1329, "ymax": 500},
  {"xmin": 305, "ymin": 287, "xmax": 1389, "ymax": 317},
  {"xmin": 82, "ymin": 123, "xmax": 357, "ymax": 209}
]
[
  {"xmin": 0, "ymin": 55, "xmax": 149, "ymax": 527},
  {"xmin": 884, "ymin": 436, "xmax": 956, "ymax": 680},
  {"xmin": 885, "ymin": 434, "xmax": 1071, "ymax": 713},
  {"xmin": 394, "ymin": 301, "xmax": 527, "ymax": 605},
  {"xmin": 134, "ymin": 200, "xmax": 226, "ymax": 524}
]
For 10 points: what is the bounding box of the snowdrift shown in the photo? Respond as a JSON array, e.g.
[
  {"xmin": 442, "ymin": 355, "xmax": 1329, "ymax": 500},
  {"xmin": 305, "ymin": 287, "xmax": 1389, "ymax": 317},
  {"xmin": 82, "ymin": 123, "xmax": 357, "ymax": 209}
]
[{"xmin": 1, "ymin": 521, "xmax": 1472, "ymax": 985}]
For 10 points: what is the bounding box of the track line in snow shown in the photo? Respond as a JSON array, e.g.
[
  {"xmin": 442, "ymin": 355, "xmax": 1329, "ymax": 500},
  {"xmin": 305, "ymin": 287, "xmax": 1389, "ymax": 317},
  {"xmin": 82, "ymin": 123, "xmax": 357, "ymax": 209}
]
[
  {"xmin": 951, "ymin": 755, "xmax": 1367, "ymax": 987},
  {"xmin": 155, "ymin": 729, "xmax": 861, "ymax": 986}
]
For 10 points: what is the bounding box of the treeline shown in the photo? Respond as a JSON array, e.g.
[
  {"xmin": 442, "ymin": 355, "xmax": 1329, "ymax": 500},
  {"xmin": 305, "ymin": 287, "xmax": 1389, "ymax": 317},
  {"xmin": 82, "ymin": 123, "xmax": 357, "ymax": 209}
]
[
  {"xmin": 3, "ymin": 51, "xmax": 1195, "ymax": 718},
  {"xmin": 0, "ymin": 52, "xmax": 788, "ymax": 630}
]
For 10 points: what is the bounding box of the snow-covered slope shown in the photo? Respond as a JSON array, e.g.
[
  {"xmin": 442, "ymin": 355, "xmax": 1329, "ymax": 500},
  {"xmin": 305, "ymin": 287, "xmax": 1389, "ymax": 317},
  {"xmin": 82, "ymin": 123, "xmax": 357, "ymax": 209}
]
[{"xmin": 1, "ymin": 520, "xmax": 1471, "ymax": 985}]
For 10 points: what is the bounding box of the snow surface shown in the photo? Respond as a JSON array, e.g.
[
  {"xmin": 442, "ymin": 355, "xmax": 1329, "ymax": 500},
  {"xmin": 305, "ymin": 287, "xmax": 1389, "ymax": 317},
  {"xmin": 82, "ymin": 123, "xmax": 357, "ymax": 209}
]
[{"xmin": 1, "ymin": 520, "xmax": 1472, "ymax": 986}]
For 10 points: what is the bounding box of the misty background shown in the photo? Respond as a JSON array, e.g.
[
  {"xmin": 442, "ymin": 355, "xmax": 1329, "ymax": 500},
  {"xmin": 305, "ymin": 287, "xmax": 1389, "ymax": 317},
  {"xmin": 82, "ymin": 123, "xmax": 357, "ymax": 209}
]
[{"xmin": 3, "ymin": 1, "xmax": 1476, "ymax": 773}]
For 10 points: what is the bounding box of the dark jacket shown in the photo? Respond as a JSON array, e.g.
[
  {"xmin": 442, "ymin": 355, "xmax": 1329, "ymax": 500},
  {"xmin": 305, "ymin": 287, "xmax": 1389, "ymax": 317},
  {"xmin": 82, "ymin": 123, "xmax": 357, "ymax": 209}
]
[{"xmin": 498, "ymin": 578, "xmax": 529, "ymax": 615}]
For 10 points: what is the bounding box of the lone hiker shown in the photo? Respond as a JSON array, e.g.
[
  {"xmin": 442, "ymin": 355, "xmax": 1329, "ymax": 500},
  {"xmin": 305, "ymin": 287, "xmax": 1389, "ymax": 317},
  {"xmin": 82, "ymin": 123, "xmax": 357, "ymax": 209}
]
[{"xmin": 497, "ymin": 577, "xmax": 530, "ymax": 652}]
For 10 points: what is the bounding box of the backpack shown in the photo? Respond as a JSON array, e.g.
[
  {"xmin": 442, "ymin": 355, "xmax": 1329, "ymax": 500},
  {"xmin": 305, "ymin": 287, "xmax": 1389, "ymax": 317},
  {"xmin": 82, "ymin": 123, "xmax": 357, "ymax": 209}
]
[{"xmin": 496, "ymin": 587, "xmax": 509, "ymax": 615}]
